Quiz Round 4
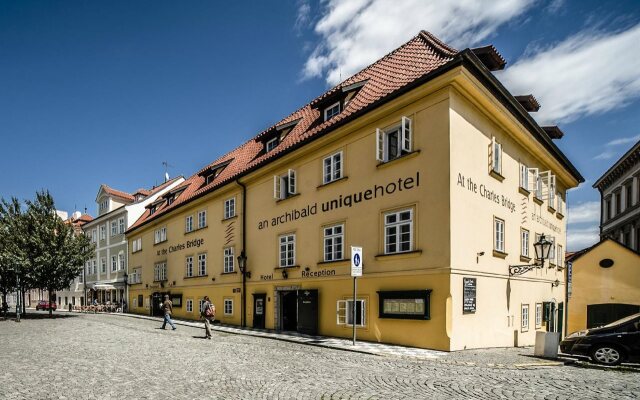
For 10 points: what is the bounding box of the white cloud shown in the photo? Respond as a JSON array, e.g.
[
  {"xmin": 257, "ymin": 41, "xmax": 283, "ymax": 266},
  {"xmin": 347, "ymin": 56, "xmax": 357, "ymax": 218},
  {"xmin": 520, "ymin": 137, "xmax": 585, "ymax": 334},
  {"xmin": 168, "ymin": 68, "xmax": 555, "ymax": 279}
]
[
  {"xmin": 302, "ymin": 0, "xmax": 536, "ymax": 85},
  {"xmin": 567, "ymin": 201, "xmax": 600, "ymax": 224},
  {"xmin": 567, "ymin": 225, "xmax": 599, "ymax": 251},
  {"xmin": 295, "ymin": 0, "xmax": 312, "ymax": 33},
  {"xmin": 499, "ymin": 24, "xmax": 640, "ymax": 124},
  {"xmin": 606, "ymin": 134, "xmax": 640, "ymax": 147},
  {"xmin": 593, "ymin": 150, "xmax": 615, "ymax": 160}
]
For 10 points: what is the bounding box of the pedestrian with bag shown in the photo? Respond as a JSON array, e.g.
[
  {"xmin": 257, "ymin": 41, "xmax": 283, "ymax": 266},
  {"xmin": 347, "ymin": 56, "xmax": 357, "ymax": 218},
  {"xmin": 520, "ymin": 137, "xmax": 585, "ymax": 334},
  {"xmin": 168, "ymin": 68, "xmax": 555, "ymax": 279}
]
[
  {"xmin": 201, "ymin": 296, "xmax": 215, "ymax": 339},
  {"xmin": 161, "ymin": 294, "xmax": 176, "ymax": 330}
]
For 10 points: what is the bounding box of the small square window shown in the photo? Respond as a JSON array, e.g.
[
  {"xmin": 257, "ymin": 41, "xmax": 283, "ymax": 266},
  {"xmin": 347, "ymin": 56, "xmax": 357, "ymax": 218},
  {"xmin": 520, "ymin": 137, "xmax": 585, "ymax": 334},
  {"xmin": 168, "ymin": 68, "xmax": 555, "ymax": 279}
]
[{"xmin": 324, "ymin": 102, "xmax": 341, "ymax": 121}]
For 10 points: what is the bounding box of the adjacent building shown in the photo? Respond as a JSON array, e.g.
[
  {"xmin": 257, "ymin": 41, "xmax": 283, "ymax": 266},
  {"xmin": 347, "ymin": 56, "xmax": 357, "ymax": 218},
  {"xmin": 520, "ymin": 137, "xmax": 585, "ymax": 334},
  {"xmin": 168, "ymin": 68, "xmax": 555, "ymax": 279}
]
[
  {"xmin": 83, "ymin": 178, "xmax": 184, "ymax": 306},
  {"xmin": 126, "ymin": 31, "xmax": 582, "ymax": 351},
  {"xmin": 593, "ymin": 140, "xmax": 640, "ymax": 250}
]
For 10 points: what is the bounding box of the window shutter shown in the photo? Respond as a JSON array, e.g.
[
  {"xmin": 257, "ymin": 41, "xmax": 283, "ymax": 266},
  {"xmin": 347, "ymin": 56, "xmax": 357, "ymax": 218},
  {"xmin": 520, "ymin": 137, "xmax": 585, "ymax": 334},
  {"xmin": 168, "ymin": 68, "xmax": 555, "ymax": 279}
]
[
  {"xmin": 288, "ymin": 169, "xmax": 296, "ymax": 194},
  {"xmin": 527, "ymin": 168, "xmax": 538, "ymax": 192},
  {"xmin": 496, "ymin": 142, "xmax": 502, "ymax": 173},
  {"xmin": 336, "ymin": 300, "xmax": 347, "ymax": 325},
  {"xmin": 401, "ymin": 116, "xmax": 412, "ymax": 152},
  {"xmin": 548, "ymin": 175, "xmax": 556, "ymax": 202},
  {"xmin": 376, "ymin": 128, "xmax": 384, "ymax": 162},
  {"xmin": 489, "ymin": 137, "xmax": 495, "ymax": 172},
  {"xmin": 273, "ymin": 175, "xmax": 281, "ymax": 199}
]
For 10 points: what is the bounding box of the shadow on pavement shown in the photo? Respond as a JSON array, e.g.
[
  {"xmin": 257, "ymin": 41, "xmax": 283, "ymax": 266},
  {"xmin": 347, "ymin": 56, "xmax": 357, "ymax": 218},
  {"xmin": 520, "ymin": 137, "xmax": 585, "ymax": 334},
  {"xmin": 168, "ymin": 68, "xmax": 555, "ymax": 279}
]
[{"xmin": 0, "ymin": 313, "xmax": 78, "ymax": 321}]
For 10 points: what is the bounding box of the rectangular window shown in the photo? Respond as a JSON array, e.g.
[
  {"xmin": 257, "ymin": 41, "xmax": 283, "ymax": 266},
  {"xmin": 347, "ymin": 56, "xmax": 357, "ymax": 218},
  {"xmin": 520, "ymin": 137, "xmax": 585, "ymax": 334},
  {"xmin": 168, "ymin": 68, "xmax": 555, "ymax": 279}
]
[
  {"xmin": 111, "ymin": 221, "xmax": 117, "ymax": 236},
  {"xmin": 197, "ymin": 253, "xmax": 207, "ymax": 276},
  {"xmin": 118, "ymin": 253, "xmax": 125, "ymax": 270},
  {"xmin": 224, "ymin": 299, "xmax": 233, "ymax": 315},
  {"xmin": 78, "ymin": 273, "xmax": 83, "ymax": 283},
  {"xmin": 522, "ymin": 304, "xmax": 529, "ymax": 332},
  {"xmin": 131, "ymin": 267, "xmax": 141, "ymax": 284},
  {"xmin": 606, "ymin": 197, "xmax": 612, "ymax": 220},
  {"xmin": 118, "ymin": 217, "xmax": 125, "ymax": 234},
  {"xmin": 519, "ymin": 163, "xmax": 529, "ymax": 189},
  {"xmin": 186, "ymin": 299, "xmax": 193, "ymax": 313},
  {"xmin": 198, "ymin": 299, "xmax": 205, "ymax": 314},
  {"xmin": 224, "ymin": 198, "xmax": 236, "ymax": 219},
  {"xmin": 323, "ymin": 224, "xmax": 344, "ymax": 262},
  {"xmin": 266, "ymin": 137, "xmax": 278, "ymax": 153},
  {"xmin": 548, "ymin": 175, "xmax": 556, "ymax": 207},
  {"xmin": 100, "ymin": 225, "xmax": 106, "ymax": 240},
  {"xmin": 185, "ymin": 215, "xmax": 193, "ymax": 233},
  {"xmin": 324, "ymin": 101, "xmax": 341, "ymax": 121},
  {"xmin": 337, "ymin": 299, "xmax": 365, "ymax": 326},
  {"xmin": 111, "ymin": 256, "xmax": 117, "ymax": 272},
  {"xmin": 557, "ymin": 193, "xmax": 564, "ymax": 214},
  {"xmin": 273, "ymin": 169, "xmax": 297, "ymax": 200},
  {"xmin": 490, "ymin": 136, "xmax": 502, "ymax": 175},
  {"xmin": 626, "ymin": 184, "xmax": 633, "ymax": 210},
  {"xmin": 91, "ymin": 229, "xmax": 97, "ymax": 243},
  {"xmin": 132, "ymin": 238, "xmax": 142, "ymax": 253},
  {"xmin": 376, "ymin": 116, "xmax": 412, "ymax": 163},
  {"xmin": 223, "ymin": 247, "xmax": 234, "ymax": 273},
  {"xmin": 279, "ymin": 234, "xmax": 296, "ymax": 267},
  {"xmin": 101, "ymin": 258, "xmax": 106, "ymax": 274},
  {"xmin": 154, "ymin": 227, "xmax": 167, "ymax": 244},
  {"xmin": 557, "ymin": 244, "xmax": 563, "ymax": 268},
  {"xmin": 185, "ymin": 256, "xmax": 194, "ymax": 277},
  {"xmin": 535, "ymin": 303, "xmax": 543, "ymax": 328},
  {"xmin": 92, "ymin": 259, "xmax": 97, "ymax": 275},
  {"xmin": 494, "ymin": 217, "xmax": 505, "ymax": 253},
  {"xmin": 198, "ymin": 210, "xmax": 207, "ymax": 229},
  {"xmin": 384, "ymin": 209, "xmax": 413, "ymax": 254},
  {"xmin": 154, "ymin": 263, "xmax": 167, "ymax": 282},
  {"xmin": 616, "ymin": 191, "xmax": 622, "ymax": 215},
  {"xmin": 377, "ymin": 290, "xmax": 431, "ymax": 320},
  {"xmin": 521, "ymin": 228, "xmax": 530, "ymax": 258},
  {"xmin": 548, "ymin": 236, "xmax": 556, "ymax": 262},
  {"xmin": 323, "ymin": 152, "xmax": 343, "ymax": 184}
]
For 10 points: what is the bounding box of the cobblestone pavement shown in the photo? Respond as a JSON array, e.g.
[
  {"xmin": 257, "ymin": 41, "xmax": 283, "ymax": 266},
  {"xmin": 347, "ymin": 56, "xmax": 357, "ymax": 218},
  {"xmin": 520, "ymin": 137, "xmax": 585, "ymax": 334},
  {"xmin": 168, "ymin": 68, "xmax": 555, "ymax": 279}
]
[{"xmin": 0, "ymin": 313, "xmax": 638, "ymax": 399}]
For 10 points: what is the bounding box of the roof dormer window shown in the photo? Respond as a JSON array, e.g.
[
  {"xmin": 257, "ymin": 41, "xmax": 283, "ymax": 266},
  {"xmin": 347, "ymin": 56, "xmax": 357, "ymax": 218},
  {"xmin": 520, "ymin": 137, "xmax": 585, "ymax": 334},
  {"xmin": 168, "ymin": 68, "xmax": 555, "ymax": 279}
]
[
  {"xmin": 266, "ymin": 137, "xmax": 279, "ymax": 153},
  {"xmin": 149, "ymin": 206, "xmax": 156, "ymax": 215},
  {"xmin": 324, "ymin": 102, "xmax": 341, "ymax": 121}
]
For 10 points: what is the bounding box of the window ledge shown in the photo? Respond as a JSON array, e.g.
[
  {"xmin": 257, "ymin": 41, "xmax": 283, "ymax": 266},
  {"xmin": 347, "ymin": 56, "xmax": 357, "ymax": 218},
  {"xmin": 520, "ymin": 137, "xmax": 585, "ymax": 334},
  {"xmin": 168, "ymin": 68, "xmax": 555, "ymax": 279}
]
[
  {"xmin": 153, "ymin": 279, "xmax": 168, "ymax": 283},
  {"xmin": 533, "ymin": 197, "xmax": 543, "ymax": 205},
  {"xmin": 221, "ymin": 271, "xmax": 238, "ymax": 275},
  {"xmin": 375, "ymin": 250, "xmax": 422, "ymax": 261},
  {"xmin": 376, "ymin": 150, "xmax": 421, "ymax": 169},
  {"xmin": 274, "ymin": 265, "xmax": 300, "ymax": 270},
  {"xmin": 518, "ymin": 187, "xmax": 530, "ymax": 196},
  {"xmin": 520, "ymin": 255, "xmax": 532, "ymax": 263},
  {"xmin": 493, "ymin": 250, "xmax": 508, "ymax": 259},
  {"xmin": 317, "ymin": 176, "xmax": 349, "ymax": 190},
  {"xmin": 184, "ymin": 275, "xmax": 209, "ymax": 279},
  {"xmin": 276, "ymin": 193, "xmax": 300, "ymax": 203},
  {"xmin": 153, "ymin": 240, "xmax": 168, "ymax": 247},
  {"xmin": 556, "ymin": 212, "xmax": 564, "ymax": 220},
  {"xmin": 185, "ymin": 226, "xmax": 208, "ymax": 236},
  {"xmin": 222, "ymin": 215, "xmax": 238, "ymax": 222},
  {"xmin": 489, "ymin": 170, "xmax": 505, "ymax": 182},
  {"xmin": 547, "ymin": 206, "xmax": 556, "ymax": 213},
  {"xmin": 317, "ymin": 259, "xmax": 350, "ymax": 266}
]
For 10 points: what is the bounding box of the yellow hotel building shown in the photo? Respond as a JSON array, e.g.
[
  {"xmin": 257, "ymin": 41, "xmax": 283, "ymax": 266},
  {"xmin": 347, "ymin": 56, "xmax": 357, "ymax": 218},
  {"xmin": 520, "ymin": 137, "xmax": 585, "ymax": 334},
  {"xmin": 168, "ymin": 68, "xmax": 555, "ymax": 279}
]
[{"xmin": 126, "ymin": 31, "xmax": 583, "ymax": 351}]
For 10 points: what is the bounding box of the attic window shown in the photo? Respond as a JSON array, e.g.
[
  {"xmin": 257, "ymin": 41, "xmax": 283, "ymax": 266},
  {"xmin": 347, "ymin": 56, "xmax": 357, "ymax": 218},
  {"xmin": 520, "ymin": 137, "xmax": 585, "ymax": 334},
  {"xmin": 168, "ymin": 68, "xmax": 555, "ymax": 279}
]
[
  {"xmin": 149, "ymin": 206, "xmax": 156, "ymax": 215},
  {"xmin": 206, "ymin": 174, "xmax": 215, "ymax": 185},
  {"xmin": 324, "ymin": 102, "xmax": 341, "ymax": 121},
  {"xmin": 266, "ymin": 137, "xmax": 278, "ymax": 153},
  {"xmin": 167, "ymin": 196, "xmax": 175, "ymax": 206}
]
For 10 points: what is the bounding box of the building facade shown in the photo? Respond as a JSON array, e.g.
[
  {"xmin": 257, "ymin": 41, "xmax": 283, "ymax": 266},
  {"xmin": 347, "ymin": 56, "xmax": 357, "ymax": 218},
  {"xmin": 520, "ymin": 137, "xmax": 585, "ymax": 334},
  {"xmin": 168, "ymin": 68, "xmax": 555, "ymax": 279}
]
[
  {"xmin": 83, "ymin": 178, "xmax": 184, "ymax": 306},
  {"xmin": 593, "ymin": 140, "xmax": 640, "ymax": 251},
  {"xmin": 126, "ymin": 32, "xmax": 582, "ymax": 350}
]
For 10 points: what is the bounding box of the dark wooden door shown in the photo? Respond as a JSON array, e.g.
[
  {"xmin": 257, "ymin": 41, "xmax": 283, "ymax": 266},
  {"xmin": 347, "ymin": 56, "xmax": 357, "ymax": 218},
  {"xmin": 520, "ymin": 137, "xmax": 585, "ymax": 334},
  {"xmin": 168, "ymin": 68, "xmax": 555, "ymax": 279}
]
[
  {"xmin": 587, "ymin": 303, "xmax": 640, "ymax": 328},
  {"xmin": 297, "ymin": 289, "xmax": 318, "ymax": 335}
]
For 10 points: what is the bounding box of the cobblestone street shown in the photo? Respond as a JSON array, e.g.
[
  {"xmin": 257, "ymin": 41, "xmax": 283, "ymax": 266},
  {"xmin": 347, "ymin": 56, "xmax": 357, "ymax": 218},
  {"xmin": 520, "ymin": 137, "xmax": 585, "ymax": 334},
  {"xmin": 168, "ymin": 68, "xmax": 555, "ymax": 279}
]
[{"xmin": 1, "ymin": 312, "xmax": 638, "ymax": 399}]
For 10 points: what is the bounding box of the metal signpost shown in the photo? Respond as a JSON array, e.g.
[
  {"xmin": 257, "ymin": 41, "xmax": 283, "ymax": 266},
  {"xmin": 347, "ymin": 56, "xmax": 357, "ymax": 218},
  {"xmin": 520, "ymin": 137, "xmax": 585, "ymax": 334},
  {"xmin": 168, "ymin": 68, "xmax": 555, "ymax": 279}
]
[{"xmin": 350, "ymin": 246, "xmax": 362, "ymax": 345}]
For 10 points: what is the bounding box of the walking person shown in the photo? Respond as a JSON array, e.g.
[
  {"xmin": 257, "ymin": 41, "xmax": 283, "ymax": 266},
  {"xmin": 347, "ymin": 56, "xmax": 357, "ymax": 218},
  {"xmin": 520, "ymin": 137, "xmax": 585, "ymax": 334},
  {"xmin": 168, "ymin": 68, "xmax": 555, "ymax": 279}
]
[
  {"xmin": 161, "ymin": 295, "xmax": 176, "ymax": 330},
  {"xmin": 201, "ymin": 296, "xmax": 215, "ymax": 339}
]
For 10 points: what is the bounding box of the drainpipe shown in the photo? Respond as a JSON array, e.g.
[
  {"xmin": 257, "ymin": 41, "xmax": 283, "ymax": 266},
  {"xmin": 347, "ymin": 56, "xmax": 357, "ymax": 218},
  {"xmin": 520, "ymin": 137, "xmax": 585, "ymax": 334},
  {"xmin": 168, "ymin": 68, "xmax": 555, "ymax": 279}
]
[{"xmin": 236, "ymin": 180, "xmax": 247, "ymax": 328}]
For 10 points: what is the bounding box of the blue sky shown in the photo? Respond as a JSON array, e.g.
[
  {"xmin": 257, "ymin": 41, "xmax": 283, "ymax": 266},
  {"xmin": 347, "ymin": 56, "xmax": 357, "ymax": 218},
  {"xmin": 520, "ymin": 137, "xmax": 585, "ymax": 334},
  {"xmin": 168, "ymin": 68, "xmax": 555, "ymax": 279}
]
[{"xmin": 1, "ymin": 1, "xmax": 639, "ymax": 250}]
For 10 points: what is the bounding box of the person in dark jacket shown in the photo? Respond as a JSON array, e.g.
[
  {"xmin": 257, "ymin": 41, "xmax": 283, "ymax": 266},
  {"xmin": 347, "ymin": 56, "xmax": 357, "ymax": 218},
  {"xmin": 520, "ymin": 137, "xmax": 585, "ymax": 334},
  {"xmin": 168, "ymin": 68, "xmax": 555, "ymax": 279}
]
[{"xmin": 161, "ymin": 295, "xmax": 176, "ymax": 330}]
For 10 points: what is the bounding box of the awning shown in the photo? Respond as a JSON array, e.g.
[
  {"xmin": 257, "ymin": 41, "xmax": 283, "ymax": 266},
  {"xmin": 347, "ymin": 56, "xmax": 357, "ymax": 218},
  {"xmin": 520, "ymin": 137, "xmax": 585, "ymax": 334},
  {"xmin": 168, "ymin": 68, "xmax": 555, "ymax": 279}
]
[{"xmin": 92, "ymin": 284, "xmax": 117, "ymax": 291}]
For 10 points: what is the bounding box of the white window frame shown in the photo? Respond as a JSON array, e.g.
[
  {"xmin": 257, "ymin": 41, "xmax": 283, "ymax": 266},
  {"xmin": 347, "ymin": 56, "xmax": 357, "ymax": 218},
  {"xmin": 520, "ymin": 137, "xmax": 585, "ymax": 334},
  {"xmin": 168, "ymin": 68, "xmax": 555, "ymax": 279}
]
[
  {"xmin": 224, "ymin": 198, "xmax": 236, "ymax": 219},
  {"xmin": 266, "ymin": 137, "xmax": 278, "ymax": 153},
  {"xmin": 154, "ymin": 262, "xmax": 167, "ymax": 282},
  {"xmin": 198, "ymin": 210, "xmax": 207, "ymax": 229},
  {"xmin": 494, "ymin": 217, "xmax": 505, "ymax": 253},
  {"xmin": 557, "ymin": 244, "xmax": 563, "ymax": 267},
  {"xmin": 490, "ymin": 136, "xmax": 502, "ymax": 175},
  {"xmin": 186, "ymin": 299, "xmax": 193, "ymax": 313},
  {"xmin": 224, "ymin": 299, "xmax": 233, "ymax": 315},
  {"xmin": 323, "ymin": 224, "xmax": 344, "ymax": 262},
  {"xmin": 279, "ymin": 234, "xmax": 296, "ymax": 267},
  {"xmin": 101, "ymin": 257, "xmax": 106, "ymax": 274},
  {"xmin": 185, "ymin": 256, "xmax": 194, "ymax": 278},
  {"xmin": 324, "ymin": 101, "xmax": 341, "ymax": 121},
  {"xmin": 322, "ymin": 152, "xmax": 343, "ymax": 184},
  {"xmin": 521, "ymin": 304, "xmax": 529, "ymax": 332},
  {"xmin": 548, "ymin": 236, "xmax": 556, "ymax": 262},
  {"xmin": 111, "ymin": 256, "xmax": 117, "ymax": 272},
  {"xmin": 273, "ymin": 169, "xmax": 297, "ymax": 200},
  {"xmin": 118, "ymin": 252, "xmax": 125, "ymax": 270},
  {"xmin": 92, "ymin": 259, "xmax": 97, "ymax": 275},
  {"xmin": 384, "ymin": 209, "xmax": 413, "ymax": 254},
  {"xmin": 223, "ymin": 247, "xmax": 235, "ymax": 273},
  {"xmin": 154, "ymin": 227, "xmax": 167, "ymax": 244},
  {"xmin": 197, "ymin": 253, "xmax": 207, "ymax": 276},
  {"xmin": 521, "ymin": 228, "xmax": 529, "ymax": 258},
  {"xmin": 198, "ymin": 299, "xmax": 205, "ymax": 315},
  {"xmin": 376, "ymin": 116, "xmax": 412, "ymax": 163},
  {"xmin": 132, "ymin": 237, "xmax": 142, "ymax": 253},
  {"xmin": 535, "ymin": 303, "xmax": 543, "ymax": 328},
  {"xmin": 519, "ymin": 163, "xmax": 529, "ymax": 190},
  {"xmin": 185, "ymin": 215, "xmax": 193, "ymax": 233},
  {"xmin": 118, "ymin": 217, "xmax": 125, "ymax": 234},
  {"xmin": 111, "ymin": 221, "xmax": 117, "ymax": 236},
  {"xmin": 336, "ymin": 299, "xmax": 366, "ymax": 327},
  {"xmin": 100, "ymin": 225, "xmax": 106, "ymax": 240},
  {"xmin": 91, "ymin": 229, "xmax": 97, "ymax": 243}
]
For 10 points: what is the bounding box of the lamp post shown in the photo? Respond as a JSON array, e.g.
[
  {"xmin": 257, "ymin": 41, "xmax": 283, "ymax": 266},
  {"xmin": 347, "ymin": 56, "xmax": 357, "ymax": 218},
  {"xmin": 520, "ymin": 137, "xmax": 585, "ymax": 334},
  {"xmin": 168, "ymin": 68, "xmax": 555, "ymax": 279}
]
[
  {"xmin": 237, "ymin": 251, "xmax": 248, "ymax": 328},
  {"xmin": 509, "ymin": 234, "xmax": 553, "ymax": 276}
]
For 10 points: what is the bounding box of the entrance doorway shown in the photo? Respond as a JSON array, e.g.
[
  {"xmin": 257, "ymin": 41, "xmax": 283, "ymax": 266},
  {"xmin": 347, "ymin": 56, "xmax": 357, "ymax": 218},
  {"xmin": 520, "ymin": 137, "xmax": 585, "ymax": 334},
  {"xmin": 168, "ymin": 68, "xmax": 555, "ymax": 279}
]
[
  {"xmin": 151, "ymin": 292, "xmax": 167, "ymax": 317},
  {"xmin": 280, "ymin": 291, "xmax": 298, "ymax": 331},
  {"xmin": 253, "ymin": 293, "xmax": 266, "ymax": 329}
]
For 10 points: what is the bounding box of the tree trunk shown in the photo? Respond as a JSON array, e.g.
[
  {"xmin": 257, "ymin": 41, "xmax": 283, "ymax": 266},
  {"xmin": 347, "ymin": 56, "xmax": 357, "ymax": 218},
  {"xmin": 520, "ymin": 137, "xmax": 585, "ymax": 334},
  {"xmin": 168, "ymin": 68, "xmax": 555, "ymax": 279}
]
[{"xmin": 21, "ymin": 286, "xmax": 26, "ymax": 315}]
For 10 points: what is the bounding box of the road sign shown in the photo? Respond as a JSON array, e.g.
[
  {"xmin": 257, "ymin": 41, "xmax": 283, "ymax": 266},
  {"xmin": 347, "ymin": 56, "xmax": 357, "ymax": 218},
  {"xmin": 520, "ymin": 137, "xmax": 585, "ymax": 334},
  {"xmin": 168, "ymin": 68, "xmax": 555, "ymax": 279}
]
[{"xmin": 351, "ymin": 246, "xmax": 362, "ymax": 277}]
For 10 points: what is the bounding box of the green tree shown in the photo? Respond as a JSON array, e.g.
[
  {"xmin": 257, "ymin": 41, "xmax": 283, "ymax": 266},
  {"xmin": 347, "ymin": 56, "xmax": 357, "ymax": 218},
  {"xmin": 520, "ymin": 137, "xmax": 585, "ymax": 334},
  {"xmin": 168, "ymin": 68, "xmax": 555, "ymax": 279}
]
[
  {"xmin": 24, "ymin": 191, "xmax": 93, "ymax": 317},
  {"xmin": 0, "ymin": 197, "xmax": 29, "ymax": 318}
]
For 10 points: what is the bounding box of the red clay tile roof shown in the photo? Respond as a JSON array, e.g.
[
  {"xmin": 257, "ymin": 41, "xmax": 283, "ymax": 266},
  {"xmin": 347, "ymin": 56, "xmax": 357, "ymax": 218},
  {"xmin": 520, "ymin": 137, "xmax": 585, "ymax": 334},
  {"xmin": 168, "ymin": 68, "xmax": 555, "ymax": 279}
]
[
  {"xmin": 101, "ymin": 185, "xmax": 135, "ymax": 202},
  {"xmin": 128, "ymin": 31, "xmax": 458, "ymax": 233}
]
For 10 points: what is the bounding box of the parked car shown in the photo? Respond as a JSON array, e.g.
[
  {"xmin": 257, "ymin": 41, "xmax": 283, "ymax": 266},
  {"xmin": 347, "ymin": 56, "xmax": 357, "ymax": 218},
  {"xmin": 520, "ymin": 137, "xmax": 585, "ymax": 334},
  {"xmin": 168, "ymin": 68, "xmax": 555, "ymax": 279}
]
[
  {"xmin": 560, "ymin": 313, "xmax": 640, "ymax": 365},
  {"xmin": 35, "ymin": 300, "xmax": 57, "ymax": 311}
]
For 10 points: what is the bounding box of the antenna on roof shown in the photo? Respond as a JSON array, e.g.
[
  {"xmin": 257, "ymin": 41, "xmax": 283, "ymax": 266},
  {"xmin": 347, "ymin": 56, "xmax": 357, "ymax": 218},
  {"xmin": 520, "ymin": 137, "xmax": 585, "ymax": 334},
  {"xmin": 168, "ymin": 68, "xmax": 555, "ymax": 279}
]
[{"xmin": 162, "ymin": 161, "xmax": 174, "ymax": 182}]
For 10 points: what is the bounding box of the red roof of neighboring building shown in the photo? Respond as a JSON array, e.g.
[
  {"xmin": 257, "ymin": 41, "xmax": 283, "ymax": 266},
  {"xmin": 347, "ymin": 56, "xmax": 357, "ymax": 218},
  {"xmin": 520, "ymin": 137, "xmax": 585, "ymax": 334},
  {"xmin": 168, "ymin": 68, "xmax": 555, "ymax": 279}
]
[
  {"xmin": 127, "ymin": 30, "xmax": 582, "ymax": 233},
  {"xmin": 100, "ymin": 185, "xmax": 135, "ymax": 202}
]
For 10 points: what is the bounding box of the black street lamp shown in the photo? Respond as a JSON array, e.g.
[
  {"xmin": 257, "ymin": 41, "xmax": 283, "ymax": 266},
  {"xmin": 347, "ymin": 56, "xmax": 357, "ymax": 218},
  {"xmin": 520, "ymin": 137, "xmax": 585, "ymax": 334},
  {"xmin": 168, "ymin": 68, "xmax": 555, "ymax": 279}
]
[
  {"xmin": 509, "ymin": 234, "xmax": 553, "ymax": 276},
  {"xmin": 237, "ymin": 251, "xmax": 248, "ymax": 328}
]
